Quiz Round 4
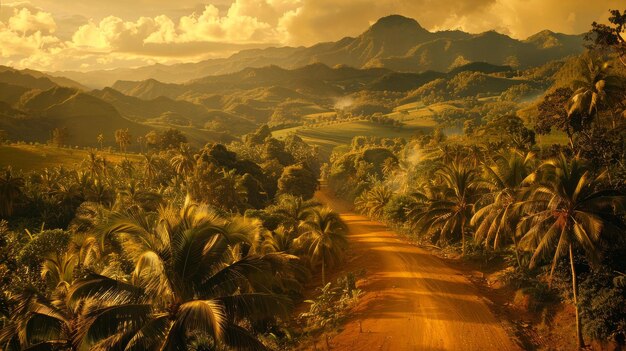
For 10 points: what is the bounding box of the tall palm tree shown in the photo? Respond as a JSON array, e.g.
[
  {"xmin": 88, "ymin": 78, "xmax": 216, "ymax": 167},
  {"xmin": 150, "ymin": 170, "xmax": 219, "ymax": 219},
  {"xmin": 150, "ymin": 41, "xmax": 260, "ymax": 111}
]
[
  {"xmin": 471, "ymin": 150, "xmax": 536, "ymax": 267},
  {"xmin": 568, "ymin": 57, "xmax": 625, "ymax": 130},
  {"xmin": 411, "ymin": 163, "xmax": 480, "ymax": 255},
  {"xmin": 142, "ymin": 154, "xmax": 159, "ymax": 186},
  {"xmin": 519, "ymin": 155, "xmax": 626, "ymax": 349},
  {"xmin": 0, "ymin": 167, "xmax": 24, "ymax": 218},
  {"xmin": 298, "ymin": 207, "xmax": 348, "ymax": 284},
  {"xmin": 97, "ymin": 133, "xmax": 104, "ymax": 150},
  {"xmin": 68, "ymin": 201, "xmax": 292, "ymax": 350},
  {"xmin": 85, "ymin": 150, "xmax": 103, "ymax": 179}
]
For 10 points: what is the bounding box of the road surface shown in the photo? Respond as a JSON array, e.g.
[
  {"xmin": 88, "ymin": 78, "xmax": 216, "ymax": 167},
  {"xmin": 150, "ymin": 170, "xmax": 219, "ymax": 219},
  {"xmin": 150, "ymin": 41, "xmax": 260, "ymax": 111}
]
[{"xmin": 313, "ymin": 189, "xmax": 520, "ymax": 351}]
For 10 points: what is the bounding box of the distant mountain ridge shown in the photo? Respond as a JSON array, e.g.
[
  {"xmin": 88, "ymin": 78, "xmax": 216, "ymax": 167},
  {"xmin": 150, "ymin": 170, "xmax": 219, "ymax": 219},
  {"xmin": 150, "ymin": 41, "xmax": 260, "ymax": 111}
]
[
  {"xmin": 51, "ymin": 14, "xmax": 584, "ymax": 88},
  {"xmin": 0, "ymin": 70, "xmax": 234, "ymax": 147}
]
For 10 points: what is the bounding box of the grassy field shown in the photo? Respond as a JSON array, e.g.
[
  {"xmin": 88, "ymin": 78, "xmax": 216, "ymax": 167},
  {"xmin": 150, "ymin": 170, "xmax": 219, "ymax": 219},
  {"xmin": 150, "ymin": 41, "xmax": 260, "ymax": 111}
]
[
  {"xmin": 386, "ymin": 102, "xmax": 461, "ymax": 128},
  {"xmin": 0, "ymin": 144, "xmax": 143, "ymax": 172},
  {"xmin": 273, "ymin": 120, "xmax": 433, "ymax": 159},
  {"xmin": 536, "ymin": 131, "xmax": 569, "ymax": 146}
]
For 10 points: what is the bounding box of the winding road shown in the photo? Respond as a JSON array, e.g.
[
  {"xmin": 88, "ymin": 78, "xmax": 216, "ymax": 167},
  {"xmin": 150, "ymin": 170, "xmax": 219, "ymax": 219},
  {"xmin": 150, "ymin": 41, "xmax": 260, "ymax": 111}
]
[{"xmin": 313, "ymin": 189, "xmax": 520, "ymax": 351}]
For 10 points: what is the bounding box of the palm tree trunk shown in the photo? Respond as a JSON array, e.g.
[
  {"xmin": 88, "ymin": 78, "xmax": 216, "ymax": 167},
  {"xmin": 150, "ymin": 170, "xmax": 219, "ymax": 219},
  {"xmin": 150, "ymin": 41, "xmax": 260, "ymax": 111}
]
[
  {"xmin": 321, "ymin": 258, "xmax": 326, "ymax": 285},
  {"xmin": 569, "ymin": 244, "xmax": 584, "ymax": 349},
  {"xmin": 461, "ymin": 220, "xmax": 466, "ymax": 256},
  {"xmin": 512, "ymin": 233, "xmax": 522, "ymax": 270}
]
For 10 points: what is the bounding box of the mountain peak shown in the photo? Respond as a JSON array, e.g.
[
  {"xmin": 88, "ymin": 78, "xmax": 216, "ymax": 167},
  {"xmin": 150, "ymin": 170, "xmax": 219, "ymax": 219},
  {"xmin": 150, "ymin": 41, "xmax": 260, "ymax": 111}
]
[{"xmin": 369, "ymin": 15, "xmax": 426, "ymax": 34}]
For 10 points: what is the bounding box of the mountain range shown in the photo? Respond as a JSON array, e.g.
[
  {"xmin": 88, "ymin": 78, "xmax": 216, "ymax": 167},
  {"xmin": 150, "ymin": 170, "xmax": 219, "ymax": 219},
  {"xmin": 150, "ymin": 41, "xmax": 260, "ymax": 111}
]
[
  {"xmin": 50, "ymin": 15, "xmax": 584, "ymax": 89},
  {"xmin": 0, "ymin": 14, "xmax": 585, "ymax": 149}
]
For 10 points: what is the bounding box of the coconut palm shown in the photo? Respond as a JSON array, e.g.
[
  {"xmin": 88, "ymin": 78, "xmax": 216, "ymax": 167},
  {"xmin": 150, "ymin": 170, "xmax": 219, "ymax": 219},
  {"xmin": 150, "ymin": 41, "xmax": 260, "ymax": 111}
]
[
  {"xmin": 85, "ymin": 150, "xmax": 103, "ymax": 179},
  {"xmin": 471, "ymin": 150, "xmax": 536, "ymax": 267},
  {"xmin": 354, "ymin": 184, "xmax": 393, "ymax": 219},
  {"xmin": 97, "ymin": 133, "xmax": 104, "ymax": 150},
  {"xmin": 0, "ymin": 167, "xmax": 24, "ymax": 218},
  {"xmin": 0, "ymin": 284, "xmax": 94, "ymax": 350},
  {"xmin": 67, "ymin": 201, "xmax": 292, "ymax": 350},
  {"xmin": 262, "ymin": 225, "xmax": 300, "ymax": 254},
  {"xmin": 170, "ymin": 143, "xmax": 196, "ymax": 177},
  {"xmin": 568, "ymin": 56, "xmax": 625, "ymax": 130},
  {"xmin": 411, "ymin": 163, "xmax": 480, "ymax": 255},
  {"xmin": 271, "ymin": 194, "xmax": 321, "ymax": 226},
  {"xmin": 519, "ymin": 154, "xmax": 626, "ymax": 349},
  {"xmin": 41, "ymin": 252, "xmax": 78, "ymax": 292},
  {"xmin": 298, "ymin": 207, "xmax": 348, "ymax": 284},
  {"xmin": 117, "ymin": 180, "xmax": 163, "ymax": 211},
  {"xmin": 142, "ymin": 154, "xmax": 159, "ymax": 186},
  {"xmin": 381, "ymin": 157, "xmax": 398, "ymax": 177}
]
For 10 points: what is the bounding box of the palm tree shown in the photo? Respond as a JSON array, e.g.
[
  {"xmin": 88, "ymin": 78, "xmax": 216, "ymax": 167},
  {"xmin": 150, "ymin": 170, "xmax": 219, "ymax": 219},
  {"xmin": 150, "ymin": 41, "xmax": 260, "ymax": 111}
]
[
  {"xmin": 117, "ymin": 180, "xmax": 163, "ymax": 211},
  {"xmin": 68, "ymin": 201, "xmax": 292, "ymax": 350},
  {"xmin": 519, "ymin": 155, "xmax": 626, "ymax": 349},
  {"xmin": 142, "ymin": 154, "xmax": 159, "ymax": 186},
  {"xmin": 170, "ymin": 143, "xmax": 196, "ymax": 177},
  {"xmin": 411, "ymin": 163, "xmax": 480, "ymax": 255},
  {"xmin": 270, "ymin": 194, "xmax": 320, "ymax": 226},
  {"xmin": 466, "ymin": 144, "xmax": 486, "ymax": 168},
  {"xmin": 0, "ymin": 167, "xmax": 24, "ymax": 218},
  {"xmin": 568, "ymin": 56, "xmax": 624, "ymax": 130},
  {"xmin": 97, "ymin": 133, "xmax": 104, "ymax": 150},
  {"xmin": 381, "ymin": 157, "xmax": 398, "ymax": 177},
  {"xmin": 1, "ymin": 247, "xmax": 87, "ymax": 350},
  {"xmin": 354, "ymin": 184, "xmax": 392, "ymax": 219},
  {"xmin": 0, "ymin": 284, "xmax": 94, "ymax": 350},
  {"xmin": 298, "ymin": 207, "xmax": 348, "ymax": 284},
  {"xmin": 262, "ymin": 225, "xmax": 300, "ymax": 254},
  {"xmin": 471, "ymin": 150, "xmax": 536, "ymax": 267},
  {"xmin": 85, "ymin": 150, "xmax": 103, "ymax": 179}
]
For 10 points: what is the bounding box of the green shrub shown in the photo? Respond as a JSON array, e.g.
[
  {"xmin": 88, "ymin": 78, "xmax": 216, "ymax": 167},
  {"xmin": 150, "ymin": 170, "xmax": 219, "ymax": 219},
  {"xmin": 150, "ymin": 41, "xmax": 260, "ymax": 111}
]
[
  {"xmin": 579, "ymin": 269, "xmax": 626, "ymax": 341},
  {"xmin": 383, "ymin": 194, "xmax": 414, "ymax": 223}
]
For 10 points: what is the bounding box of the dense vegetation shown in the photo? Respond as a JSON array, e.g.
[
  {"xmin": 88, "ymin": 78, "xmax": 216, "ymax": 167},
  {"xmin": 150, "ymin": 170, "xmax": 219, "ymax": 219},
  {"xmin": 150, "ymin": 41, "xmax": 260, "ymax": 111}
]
[{"xmin": 0, "ymin": 127, "xmax": 352, "ymax": 350}]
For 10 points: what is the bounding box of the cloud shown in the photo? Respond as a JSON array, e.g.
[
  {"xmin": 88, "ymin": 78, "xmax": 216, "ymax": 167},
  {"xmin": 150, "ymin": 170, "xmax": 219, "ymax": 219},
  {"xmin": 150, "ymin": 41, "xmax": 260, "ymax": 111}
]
[
  {"xmin": 0, "ymin": 7, "xmax": 60, "ymax": 59},
  {"xmin": 277, "ymin": 0, "xmax": 617, "ymax": 46},
  {"xmin": 7, "ymin": 7, "xmax": 56, "ymax": 33}
]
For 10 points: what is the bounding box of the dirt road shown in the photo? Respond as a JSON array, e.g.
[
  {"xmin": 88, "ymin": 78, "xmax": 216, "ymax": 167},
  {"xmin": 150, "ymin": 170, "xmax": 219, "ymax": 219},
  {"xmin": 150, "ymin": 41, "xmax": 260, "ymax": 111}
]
[{"xmin": 314, "ymin": 189, "xmax": 520, "ymax": 351}]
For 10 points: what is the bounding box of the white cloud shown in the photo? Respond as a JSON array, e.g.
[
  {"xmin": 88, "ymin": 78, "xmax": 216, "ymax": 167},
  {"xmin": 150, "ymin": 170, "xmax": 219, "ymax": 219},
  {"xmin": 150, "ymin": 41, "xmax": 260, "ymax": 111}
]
[{"xmin": 8, "ymin": 7, "xmax": 56, "ymax": 34}]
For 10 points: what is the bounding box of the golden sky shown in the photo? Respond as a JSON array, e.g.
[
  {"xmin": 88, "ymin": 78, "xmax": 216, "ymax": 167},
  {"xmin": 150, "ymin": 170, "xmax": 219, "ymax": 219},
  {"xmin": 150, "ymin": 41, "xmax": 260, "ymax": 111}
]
[{"xmin": 0, "ymin": 0, "xmax": 621, "ymax": 72}]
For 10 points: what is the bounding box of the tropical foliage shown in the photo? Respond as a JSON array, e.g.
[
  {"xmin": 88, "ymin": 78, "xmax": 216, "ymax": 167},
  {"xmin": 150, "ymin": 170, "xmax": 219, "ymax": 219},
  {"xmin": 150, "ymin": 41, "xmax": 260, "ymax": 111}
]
[{"xmin": 0, "ymin": 127, "xmax": 349, "ymax": 350}]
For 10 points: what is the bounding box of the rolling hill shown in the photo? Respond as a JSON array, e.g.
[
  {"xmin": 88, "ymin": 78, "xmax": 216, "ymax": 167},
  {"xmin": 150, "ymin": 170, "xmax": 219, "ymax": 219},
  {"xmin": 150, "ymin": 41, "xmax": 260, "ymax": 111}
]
[{"xmin": 0, "ymin": 71, "xmax": 237, "ymax": 147}]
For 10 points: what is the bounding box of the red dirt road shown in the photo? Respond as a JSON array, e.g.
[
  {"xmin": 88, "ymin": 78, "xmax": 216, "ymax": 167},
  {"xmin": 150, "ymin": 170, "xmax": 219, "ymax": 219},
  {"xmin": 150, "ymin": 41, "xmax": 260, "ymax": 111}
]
[{"xmin": 313, "ymin": 189, "xmax": 520, "ymax": 351}]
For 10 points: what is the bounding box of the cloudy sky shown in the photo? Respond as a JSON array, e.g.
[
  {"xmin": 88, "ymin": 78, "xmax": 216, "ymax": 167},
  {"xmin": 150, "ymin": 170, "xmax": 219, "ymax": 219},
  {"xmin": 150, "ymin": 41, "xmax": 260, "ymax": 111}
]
[{"xmin": 0, "ymin": 0, "xmax": 620, "ymax": 72}]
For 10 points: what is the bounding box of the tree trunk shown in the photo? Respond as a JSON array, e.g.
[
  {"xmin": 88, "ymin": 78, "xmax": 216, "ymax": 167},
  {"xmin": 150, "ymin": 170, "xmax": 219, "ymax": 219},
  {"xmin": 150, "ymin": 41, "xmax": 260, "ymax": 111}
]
[
  {"xmin": 570, "ymin": 244, "xmax": 584, "ymax": 349},
  {"xmin": 461, "ymin": 220, "xmax": 466, "ymax": 256},
  {"xmin": 321, "ymin": 258, "xmax": 326, "ymax": 285},
  {"xmin": 512, "ymin": 232, "xmax": 522, "ymax": 270}
]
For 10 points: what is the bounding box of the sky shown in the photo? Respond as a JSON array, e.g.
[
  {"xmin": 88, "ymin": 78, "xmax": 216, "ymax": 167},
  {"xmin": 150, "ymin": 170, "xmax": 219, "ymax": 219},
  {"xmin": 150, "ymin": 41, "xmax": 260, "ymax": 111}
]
[{"xmin": 0, "ymin": 0, "xmax": 621, "ymax": 72}]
